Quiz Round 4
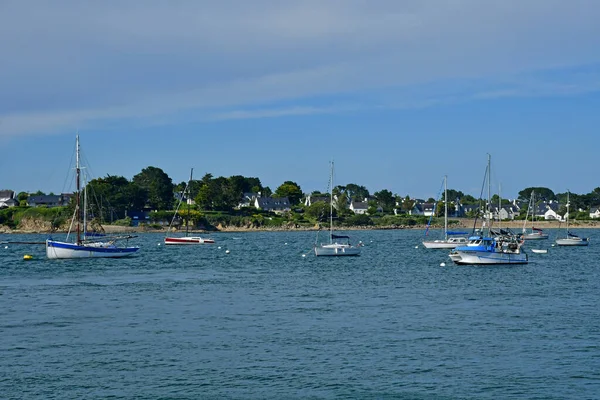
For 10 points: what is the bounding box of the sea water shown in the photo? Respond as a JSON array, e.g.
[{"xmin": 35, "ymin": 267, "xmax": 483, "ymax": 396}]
[{"xmin": 1, "ymin": 230, "xmax": 599, "ymax": 399}]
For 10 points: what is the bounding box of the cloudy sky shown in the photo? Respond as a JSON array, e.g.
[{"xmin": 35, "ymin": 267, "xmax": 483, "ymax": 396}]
[{"xmin": 1, "ymin": 1, "xmax": 599, "ymax": 199}]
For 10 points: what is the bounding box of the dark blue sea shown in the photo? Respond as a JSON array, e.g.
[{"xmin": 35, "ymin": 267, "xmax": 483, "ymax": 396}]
[{"xmin": 1, "ymin": 229, "xmax": 599, "ymax": 399}]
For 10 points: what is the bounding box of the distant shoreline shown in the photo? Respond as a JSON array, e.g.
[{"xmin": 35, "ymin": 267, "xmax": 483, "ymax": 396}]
[{"xmin": 2, "ymin": 218, "xmax": 599, "ymax": 234}]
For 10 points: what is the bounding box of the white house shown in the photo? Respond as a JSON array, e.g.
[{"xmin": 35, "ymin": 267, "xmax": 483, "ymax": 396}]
[
  {"xmin": 27, "ymin": 194, "xmax": 62, "ymax": 207},
  {"xmin": 349, "ymin": 201, "xmax": 368, "ymax": 214},
  {"xmin": 0, "ymin": 190, "xmax": 18, "ymax": 208},
  {"xmin": 410, "ymin": 202, "xmax": 435, "ymax": 216},
  {"xmin": 460, "ymin": 203, "xmax": 479, "ymax": 217},
  {"xmin": 238, "ymin": 192, "xmax": 260, "ymax": 209},
  {"xmin": 255, "ymin": 197, "xmax": 291, "ymax": 213},
  {"xmin": 544, "ymin": 203, "xmax": 562, "ymax": 221},
  {"xmin": 590, "ymin": 207, "xmax": 600, "ymax": 219},
  {"xmin": 495, "ymin": 206, "xmax": 517, "ymax": 221},
  {"xmin": 304, "ymin": 194, "xmax": 329, "ymax": 207}
]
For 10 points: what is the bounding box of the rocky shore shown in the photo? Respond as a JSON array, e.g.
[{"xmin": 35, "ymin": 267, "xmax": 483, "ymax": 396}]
[{"xmin": 2, "ymin": 218, "xmax": 599, "ymax": 234}]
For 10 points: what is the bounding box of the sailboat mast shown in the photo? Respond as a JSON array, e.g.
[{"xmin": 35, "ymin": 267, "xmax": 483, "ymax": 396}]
[
  {"xmin": 83, "ymin": 175, "xmax": 88, "ymax": 241},
  {"xmin": 531, "ymin": 191, "xmax": 535, "ymax": 229},
  {"xmin": 444, "ymin": 175, "xmax": 448, "ymax": 241},
  {"xmin": 486, "ymin": 154, "xmax": 491, "ymax": 231},
  {"xmin": 329, "ymin": 161, "xmax": 334, "ymax": 244},
  {"xmin": 566, "ymin": 190, "xmax": 570, "ymax": 235},
  {"xmin": 498, "ymin": 183, "xmax": 501, "ymax": 230},
  {"xmin": 75, "ymin": 135, "xmax": 81, "ymax": 245},
  {"xmin": 186, "ymin": 168, "xmax": 193, "ymax": 237}
]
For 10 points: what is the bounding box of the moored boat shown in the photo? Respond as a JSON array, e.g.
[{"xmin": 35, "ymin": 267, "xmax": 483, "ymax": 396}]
[
  {"xmin": 522, "ymin": 191, "xmax": 549, "ymax": 240},
  {"xmin": 46, "ymin": 135, "xmax": 139, "ymax": 259},
  {"xmin": 531, "ymin": 249, "xmax": 548, "ymax": 254},
  {"xmin": 523, "ymin": 228, "xmax": 549, "ymax": 240},
  {"xmin": 448, "ymin": 154, "xmax": 528, "ymax": 265},
  {"xmin": 314, "ymin": 234, "xmax": 361, "ymax": 256},
  {"xmin": 423, "ymin": 175, "xmax": 468, "ymax": 249},
  {"xmin": 555, "ymin": 233, "xmax": 589, "ymax": 246},
  {"xmin": 164, "ymin": 168, "xmax": 215, "ymax": 246},
  {"xmin": 47, "ymin": 239, "xmax": 139, "ymax": 258},
  {"xmin": 423, "ymin": 236, "xmax": 468, "ymax": 249},
  {"xmin": 314, "ymin": 161, "xmax": 361, "ymax": 257},
  {"xmin": 164, "ymin": 236, "xmax": 215, "ymax": 245},
  {"xmin": 449, "ymin": 234, "xmax": 528, "ymax": 265},
  {"xmin": 555, "ymin": 191, "xmax": 589, "ymax": 247}
]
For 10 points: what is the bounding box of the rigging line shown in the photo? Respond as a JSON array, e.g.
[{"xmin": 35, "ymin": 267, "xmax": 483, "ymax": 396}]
[
  {"xmin": 165, "ymin": 182, "xmax": 190, "ymax": 237},
  {"xmin": 472, "ymin": 159, "xmax": 489, "ymax": 235},
  {"xmin": 60, "ymin": 141, "xmax": 77, "ymax": 196},
  {"xmin": 424, "ymin": 177, "xmax": 445, "ymax": 237}
]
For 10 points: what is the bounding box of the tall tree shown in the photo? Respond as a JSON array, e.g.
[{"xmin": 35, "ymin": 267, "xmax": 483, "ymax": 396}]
[
  {"xmin": 461, "ymin": 194, "xmax": 477, "ymax": 203},
  {"xmin": 334, "ymin": 191, "xmax": 349, "ymax": 211},
  {"xmin": 343, "ymin": 183, "xmax": 370, "ymax": 202},
  {"xmin": 401, "ymin": 195, "xmax": 415, "ymax": 214},
  {"xmin": 17, "ymin": 192, "xmax": 29, "ymax": 202},
  {"xmin": 227, "ymin": 175, "xmax": 265, "ymax": 204},
  {"xmin": 212, "ymin": 176, "xmax": 234, "ymax": 210},
  {"xmin": 195, "ymin": 182, "xmax": 216, "ymax": 210},
  {"xmin": 374, "ymin": 189, "xmax": 395, "ymax": 212},
  {"xmin": 86, "ymin": 175, "xmax": 146, "ymax": 220},
  {"xmin": 434, "ymin": 199, "xmax": 445, "ymax": 217},
  {"xmin": 274, "ymin": 181, "xmax": 303, "ymax": 205},
  {"xmin": 490, "ymin": 194, "xmax": 510, "ymax": 206},
  {"xmin": 305, "ymin": 201, "xmax": 331, "ymax": 222},
  {"xmin": 194, "ymin": 176, "xmax": 238, "ymax": 211},
  {"xmin": 262, "ymin": 186, "xmax": 273, "ymax": 197},
  {"xmin": 518, "ymin": 187, "xmax": 555, "ymax": 202},
  {"xmin": 132, "ymin": 166, "xmax": 174, "ymax": 210},
  {"xmin": 556, "ymin": 191, "xmax": 584, "ymax": 212},
  {"xmin": 581, "ymin": 187, "xmax": 600, "ymax": 209},
  {"xmin": 446, "ymin": 189, "xmax": 465, "ymax": 202}
]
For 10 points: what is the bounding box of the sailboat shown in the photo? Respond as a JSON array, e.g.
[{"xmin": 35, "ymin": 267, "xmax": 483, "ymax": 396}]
[
  {"xmin": 46, "ymin": 136, "xmax": 140, "ymax": 259},
  {"xmin": 314, "ymin": 161, "xmax": 361, "ymax": 257},
  {"xmin": 422, "ymin": 175, "xmax": 468, "ymax": 249},
  {"xmin": 555, "ymin": 191, "xmax": 589, "ymax": 246},
  {"xmin": 522, "ymin": 191, "xmax": 549, "ymax": 240},
  {"xmin": 164, "ymin": 168, "xmax": 215, "ymax": 245},
  {"xmin": 449, "ymin": 154, "xmax": 528, "ymax": 265}
]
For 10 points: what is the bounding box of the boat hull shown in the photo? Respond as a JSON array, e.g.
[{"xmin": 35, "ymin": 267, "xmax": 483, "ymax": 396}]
[
  {"xmin": 523, "ymin": 233, "xmax": 549, "ymax": 240},
  {"xmin": 164, "ymin": 236, "xmax": 215, "ymax": 245},
  {"xmin": 314, "ymin": 244, "xmax": 361, "ymax": 256},
  {"xmin": 46, "ymin": 240, "xmax": 139, "ymax": 259},
  {"xmin": 449, "ymin": 250, "xmax": 528, "ymax": 265},
  {"xmin": 555, "ymin": 238, "xmax": 589, "ymax": 246},
  {"xmin": 422, "ymin": 238, "xmax": 467, "ymax": 249},
  {"xmin": 531, "ymin": 249, "xmax": 548, "ymax": 254}
]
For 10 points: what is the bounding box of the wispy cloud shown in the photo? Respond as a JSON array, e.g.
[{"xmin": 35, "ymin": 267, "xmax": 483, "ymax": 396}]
[
  {"xmin": 211, "ymin": 105, "xmax": 353, "ymax": 121},
  {"xmin": 1, "ymin": 0, "xmax": 600, "ymax": 138}
]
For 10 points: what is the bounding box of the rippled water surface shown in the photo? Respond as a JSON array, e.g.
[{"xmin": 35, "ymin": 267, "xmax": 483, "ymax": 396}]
[{"xmin": 1, "ymin": 230, "xmax": 600, "ymax": 399}]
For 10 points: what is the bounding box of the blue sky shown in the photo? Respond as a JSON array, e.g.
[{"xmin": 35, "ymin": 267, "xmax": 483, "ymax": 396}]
[{"xmin": 1, "ymin": 1, "xmax": 600, "ymax": 200}]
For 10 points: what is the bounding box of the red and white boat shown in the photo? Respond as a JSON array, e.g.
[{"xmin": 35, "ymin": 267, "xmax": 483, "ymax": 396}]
[
  {"xmin": 164, "ymin": 236, "xmax": 215, "ymax": 245},
  {"xmin": 164, "ymin": 168, "xmax": 216, "ymax": 246}
]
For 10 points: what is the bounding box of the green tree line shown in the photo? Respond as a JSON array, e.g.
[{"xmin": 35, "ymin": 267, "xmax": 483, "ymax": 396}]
[{"xmin": 8, "ymin": 166, "xmax": 600, "ymax": 227}]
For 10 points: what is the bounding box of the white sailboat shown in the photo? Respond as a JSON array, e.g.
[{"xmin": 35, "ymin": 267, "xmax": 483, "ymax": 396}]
[
  {"xmin": 522, "ymin": 191, "xmax": 549, "ymax": 240},
  {"xmin": 555, "ymin": 191, "xmax": 589, "ymax": 246},
  {"xmin": 46, "ymin": 135, "xmax": 140, "ymax": 259},
  {"xmin": 314, "ymin": 161, "xmax": 361, "ymax": 257},
  {"xmin": 449, "ymin": 154, "xmax": 528, "ymax": 265},
  {"xmin": 422, "ymin": 175, "xmax": 468, "ymax": 249},
  {"xmin": 165, "ymin": 168, "xmax": 215, "ymax": 245}
]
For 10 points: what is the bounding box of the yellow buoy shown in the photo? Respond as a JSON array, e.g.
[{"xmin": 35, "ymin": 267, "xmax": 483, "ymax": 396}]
[{"xmin": 23, "ymin": 254, "xmax": 33, "ymax": 261}]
